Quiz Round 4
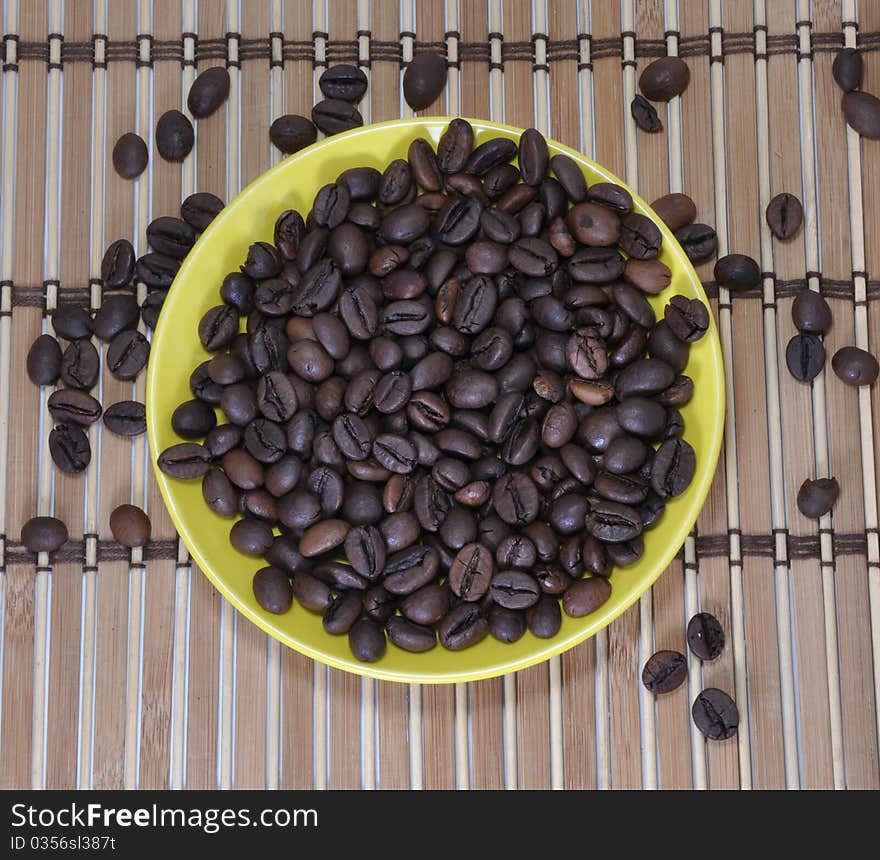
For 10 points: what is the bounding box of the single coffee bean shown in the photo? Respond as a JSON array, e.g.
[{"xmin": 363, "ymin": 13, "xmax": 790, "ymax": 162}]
[
  {"xmin": 300, "ymin": 519, "xmax": 350, "ymax": 557},
  {"xmin": 47, "ymin": 389, "xmax": 102, "ymax": 426},
  {"xmin": 230, "ymin": 518, "xmax": 274, "ymax": 557},
  {"xmin": 436, "ymin": 118, "xmax": 474, "ymax": 174},
  {"xmin": 27, "ymin": 334, "xmax": 62, "ymax": 385},
  {"xmin": 650, "ymin": 192, "xmax": 696, "ymax": 232},
  {"xmin": 181, "ymin": 192, "xmax": 225, "ymax": 231},
  {"xmin": 319, "ymin": 64, "xmax": 368, "ymax": 101},
  {"xmin": 48, "ymin": 421, "xmax": 91, "ymax": 472},
  {"xmin": 202, "ymin": 468, "xmax": 239, "ymax": 516},
  {"xmin": 112, "ymin": 132, "xmax": 148, "ymax": 178},
  {"xmin": 631, "ymin": 94, "xmax": 663, "ymax": 132},
  {"xmin": 564, "ymin": 576, "xmax": 612, "ymax": 618},
  {"xmin": 640, "ymin": 56, "xmax": 690, "ymax": 100},
  {"xmin": 136, "ymin": 252, "xmax": 179, "ymax": 288},
  {"xmin": 831, "ymin": 345, "xmax": 879, "ymax": 386},
  {"xmin": 692, "ymin": 688, "xmax": 739, "ymax": 740},
  {"xmin": 791, "ymin": 290, "xmax": 831, "ymax": 334},
  {"xmin": 687, "ymin": 612, "xmax": 725, "ymax": 660},
  {"xmin": 171, "ymin": 399, "xmax": 217, "ymax": 438},
  {"xmin": 147, "ymin": 216, "xmax": 196, "ymax": 259},
  {"xmin": 109, "ymin": 504, "xmax": 151, "ymax": 547},
  {"xmin": 290, "ymin": 571, "xmax": 332, "ymax": 612},
  {"xmin": 489, "ymin": 569, "xmax": 540, "ymax": 610},
  {"xmin": 269, "ymin": 113, "xmax": 318, "ymax": 154},
  {"xmin": 386, "ymin": 616, "xmax": 437, "ymax": 652},
  {"xmin": 155, "ymin": 109, "xmax": 194, "ymax": 161},
  {"xmin": 348, "ymin": 618, "xmax": 387, "ymax": 662},
  {"xmin": 664, "ymin": 295, "xmax": 709, "ymax": 343},
  {"xmin": 101, "ymin": 238, "xmax": 136, "ymax": 288},
  {"xmin": 400, "ymin": 583, "xmax": 448, "ymax": 626},
  {"xmin": 344, "ymin": 525, "xmax": 387, "ymax": 580},
  {"xmin": 59, "ymin": 340, "xmax": 98, "ymax": 390},
  {"xmin": 106, "ymin": 330, "xmax": 150, "ymax": 380},
  {"xmin": 448, "ymin": 542, "xmax": 493, "ymax": 601},
  {"xmin": 786, "ymin": 333, "xmax": 825, "ymax": 382},
  {"xmin": 92, "ymin": 295, "xmax": 140, "ymax": 342},
  {"xmin": 648, "ymin": 320, "xmax": 690, "ymax": 373},
  {"xmin": 796, "ymin": 477, "xmax": 839, "ymax": 518},
  {"xmin": 714, "ymin": 253, "xmax": 761, "ymax": 291},
  {"xmin": 489, "ymin": 605, "xmax": 527, "ymax": 643},
  {"xmin": 253, "ymin": 567, "xmax": 293, "ymax": 614},
  {"xmin": 641, "ymin": 650, "xmax": 688, "ymax": 694},
  {"xmin": 619, "ymin": 213, "xmax": 661, "ymax": 260},
  {"xmin": 518, "ymin": 127, "xmax": 549, "ymax": 185},
  {"xmin": 674, "ymin": 223, "xmax": 717, "ymax": 263},
  {"xmin": 21, "ymin": 516, "xmax": 69, "ymax": 553},
  {"xmin": 526, "ymin": 595, "xmax": 563, "ymax": 639},
  {"xmin": 651, "ymin": 437, "xmax": 696, "ymax": 498},
  {"xmin": 187, "ymin": 66, "xmax": 230, "ymax": 118},
  {"xmin": 765, "ymin": 192, "xmax": 803, "ymax": 240},
  {"xmin": 549, "ymin": 153, "xmax": 587, "ymax": 202},
  {"xmin": 52, "ymin": 306, "xmax": 93, "ymax": 341},
  {"xmin": 833, "ymin": 47, "xmax": 863, "ymax": 93},
  {"xmin": 438, "ymin": 603, "xmax": 488, "ymax": 650},
  {"xmin": 103, "ymin": 400, "xmax": 146, "ymax": 436},
  {"xmin": 842, "ymin": 90, "xmax": 880, "ymax": 139},
  {"xmin": 403, "ymin": 52, "xmax": 447, "ymax": 110},
  {"xmin": 157, "ymin": 442, "xmax": 211, "ymax": 479},
  {"xmin": 312, "ymin": 98, "xmax": 364, "ymax": 135},
  {"xmin": 585, "ymin": 499, "xmax": 642, "ymax": 543}
]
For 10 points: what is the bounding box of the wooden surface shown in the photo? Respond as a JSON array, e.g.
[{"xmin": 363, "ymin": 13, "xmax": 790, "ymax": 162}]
[{"xmin": 1, "ymin": 0, "xmax": 879, "ymax": 790}]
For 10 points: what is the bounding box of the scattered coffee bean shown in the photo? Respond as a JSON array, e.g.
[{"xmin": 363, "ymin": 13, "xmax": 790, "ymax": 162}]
[
  {"xmin": 21, "ymin": 516, "xmax": 68, "ymax": 553},
  {"xmin": 714, "ymin": 254, "xmax": 761, "ymax": 292},
  {"xmin": 832, "ymin": 47, "xmax": 863, "ymax": 93},
  {"xmin": 842, "ymin": 90, "xmax": 880, "ymax": 139},
  {"xmin": 109, "ymin": 504, "xmax": 152, "ymax": 547},
  {"xmin": 49, "ymin": 423, "xmax": 91, "ymax": 473},
  {"xmin": 639, "ymin": 56, "xmax": 690, "ymax": 101},
  {"xmin": 692, "ymin": 688, "xmax": 739, "ymax": 740},
  {"xmin": 319, "ymin": 64, "xmax": 368, "ymax": 101},
  {"xmin": 101, "ymin": 238, "xmax": 136, "ymax": 288},
  {"xmin": 92, "ymin": 295, "xmax": 140, "ymax": 342},
  {"xmin": 60, "ymin": 339, "xmax": 100, "ymax": 390},
  {"xmin": 641, "ymin": 650, "xmax": 687, "ymax": 694},
  {"xmin": 831, "ymin": 346, "xmax": 879, "ymax": 386},
  {"xmin": 796, "ymin": 477, "xmax": 839, "ymax": 518},
  {"xmin": 27, "ymin": 334, "xmax": 62, "ymax": 386},
  {"xmin": 563, "ymin": 576, "xmax": 611, "ymax": 617},
  {"xmin": 155, "ymin": 109, "xmax": 194, "ymax": 161},
  {"xmin": 765, "ymin": 192, "xmax": 803, "ymax": 241},
  {"xmin": 631, "ymin": 94, "xmax": 663, "ymax": 132},
  {"xmin": 650, "ymin": 193, "xmax": 696, "ymax": 232},
  {"xmin": 253, "ymin": 567, "xmax": 293, "ymax": 614},
  {"xmin": 674, "ymin": 223, "xmax": 717, "ymax": 263},
  {"xmin": 112, "ymin": 132, "xmax": 148, "ymax": 179},
  {"xmin": 687, "ymin": 612, "xmax": 724, "ymax": 660},
  {"xmin": 270, "ymin": 114, "xmax": 318, "ymax": 154},
  {"xmin": 786, "ymin": 333, "xmax": 825, "ymax": 382},
  {"xmin": 187, "ymin": 66, "xmax": 230, "ymax": 118},
  {"xmin": 403, "ymin": 52, "xmax": 447, "ymax": 111},
  {"xmin": 312, "ymin": 99, "xmax": 364, "ymax": 135},
  {"xmin": 48, "ymin": 389, "xmax": 102, "ymax": 426},
  {"xmin": 791, "ymin": 290, "xmax": 831, "ymax": 334},
  {"xmin": 52, "ymin": 305, "xmax": 93, "ymax": 341}
]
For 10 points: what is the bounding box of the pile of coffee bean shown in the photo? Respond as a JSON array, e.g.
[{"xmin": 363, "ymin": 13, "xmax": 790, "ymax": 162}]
[
  {"xmin": 157, "ymin": 118, "xmax": 708, "ymax": 663},
  {"xmin": 642, "ymin": 611, "xmax": 738, "ymax": 741},
  {"xmin": 25, "ymin": 191, "xmax": 225, "ymax": 473},
  {"xmin": 630, "ymin": 57, "xmax": 691, "ymax": 134}
]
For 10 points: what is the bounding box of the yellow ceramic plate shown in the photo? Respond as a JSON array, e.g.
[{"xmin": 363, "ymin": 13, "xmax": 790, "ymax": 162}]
[{"xmin": 147, "ymin": 117, "xmax": 724, "ymax": 684}]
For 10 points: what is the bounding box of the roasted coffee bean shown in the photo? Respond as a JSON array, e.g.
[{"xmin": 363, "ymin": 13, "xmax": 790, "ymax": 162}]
[
  {"xmin": 568, "ymin": 246, "xmax": 625, "ymax": 283},
  {"xmin": 526, "ymin": 595, "xmax": 562, "ymax": 638},
  {"xmin": 615, "ymin": 358, "xmax": 675, "ymax": 399},
  {"xmin": 490, "ymin": 570, "xmax": 540, "ymax": 610},
  {"xmin": 651, "ymin": 437, "xmax": 696, "ymax": 498},
  {"xmin": 406, "ymin": 138, "xmax": 442, "ymax": 191},
  {"xmin": 386, "ymin": 616, "xmax": 436, "ymax": 652},
  {"xmin": 265, "ymin": 535, "xmax": 309, "ymax": 574},
  {"xmin": 604, "ymin": 437, "xmax": 645, "ymax": 479},
  {"xmin": 206, "ymin": 424, "xmax": 244, "ymax": 459},
  {"xmin": 101, "ymin": 238, "xmax": 136, "ymax": 288},
  {"xmin": 136, "ymin": 252, "xmax": 179, "ymax": 288},
  {"xmin": 687, "ymin": 612, "xmax": 725, "ymax": 661},
  {"xmin": 372, "ymin": 434, "xmax": 417, "ymax": 474},
  {"xmin": 172, "ymin": 399, "xmax": 217, "ymax": 438},
  {"xmin": 692, "ymin": 688, "xmax": 739, "ymax": 740},
  {"xmin": 641, "ymin": 650, "xmax": 688, "ymax": 694},
  {"xmin": 383, "ymin": 545, "xmax": 440, "ymax": 595},
  {"xmin": 362, "ymin": 585, "xmax": 395, "ymax": 623},
  {"xmin": 631, "ymin": 94, "xmax": 663, "ymax": 132},
  {"xmin": 223, "ymin": 446, "xmax": 266, "ymax": 488},
  {"xmin": 588, "ymin": 183, "xmax": 633, "ymax": 216},
  {"xmin": 103, "ymin": 400, "xmax": 146, "ymax": 436},
  {"xmin": 399, "ymin": 583, "xmax": 448, "ymax": 626},
  {"xmin": 287, "ymin": 571, "xmax": 331, "ymax": 613},
  {"xmin": 106, "ymin": 330, "xmax": 149, "ymax": 379},
  {"xmin": 346, "ymin": 618, "xmax": 386, "ymax": 660},
  {"xmin": 109, "ymin": 504, "xmax": 151, "ymax": 548},
  {"xmin": 402, "ymin": 51, "xmax": 447, "ymax": 109},
  {"xmin": 93, "ymin": 295, "xmax": 139, "ymax": 342},
  {"xmin": 585, "ymin": 499, "xmax": 642, "ymax": 543},
  {"xmin": 797, "ymin": 477, "xmax": 839, "ymax": 518},
  {"xmin": 566, "ymin": 202, "xmax": 620, "ymax": 247},
  {"xmin": 48, "ymin": 389, "xmax": 102, "ymax": 426},
  {"xmin": 181, "ymin": 192, "xmax": 224, "ymax": 231},
  {"xmin": 49, "ymin": 423, "xmax": 91, "ymax": 473},
  {"xmin": 230, "ymin": 518, "xmax": 274, "ymax": 557},
  {"xmin": 664, "ymin": 295, "xmax": 709, "ymax": 343},
  {"xmin": 833, "ymin": 47, "xmax": 863, "ymax": 93},
  {"xmin": 714, "ymin": 253, "xmax": 761, "ymax": 292},
  {"xmin": 594, "ymin": 472, "xmax": 648, "ymax": 506},
  {"xmin": 619, "ymin": 213, "xmax": 661, "ymax": 260},
  {"xmin": 112, "ymin": 132, "xmax": 148, "ymax": 178},
  {"xmin": 674, "ymin": 223, "xmax": 717, "ymax": 263},
  {"xmin": 564, "ymin": 576, "xmax": 611, "ymax": 618},
  {"xmin": 61, "ymin": 339, "xmax": 101, "ymax": 389},
  {"xmin": 786, "ymin": 333, "xmax": 825, "ymax": 382},
  {"xmin": 650, "ymin": 192, "xmax": 696, "ymax": 232},
  {"xmin": 765, "ymin": 191, "xmax": 803, "ymax": 241},
  {"xmin": 299, "ymin": 518, "xmax": 349, "ymax": 558},
  {"xmin": 344, "ymin": 525, "xmax": 387, "ymax": 580},
  {"xmin": 243, "ymin": 418, "xmax": 287, "ymax": 463},
  {"xmin": 155, "ymin": 109, "xmax": 194, "ymax": 161},
  {"xmin": 496, "ymin": 534, "xmax": 537, "ymax": 570},
  {"xmin": 492, "ymin": 472, "xmax": 540, "ymax": 526},
  {"xmin": 842, "ymin": 90, "xmax": 880, "ymax": 139},
  {"xmin": 157, "ymin": 442, "xmax": 211, "ymax": 479},
  {"xmin": 243, "ymin": 241, "xmax": 283, "ymax": 279},
  {"xmin": 656, "ymin": 375, "xmax": 694, "ymax": 407},
  {"xmin": 249, "ymin": 567, "xmax": 292, "ymax": 615},
  {"xmin": 141, "ymin": 291, "xmax": 165, "ymax": 329},
  {"xmin": 316, "ymin": 63, "xmax": 367, "ymax": 102},
  {"xmin": 648, "ymin": 320, "xmax": 690, "ymax": 372},
  {"xmin": 187, "ymin": 66, "xmax": 230, "ymax": 117},
  {"xmin": 566, "ymin": 329, "xmax": 608, "ymax": 379},
  {"xmin": 489, "ymin": 605, "xmax": 527, "ymax": 643},
  {"xmin": 447, "ymin": 542, "xmax": 493, "ymax": 601},
  {"xmin": 541, "ymin": 402, "xmax": 577, "ymax": 448},
  {"xmin": 27, "ymin": 334, "xmax": 62, "ymax": 386},
  {"xmin": 199, "ymin": 304, "xmax": 240, "ymax": 351},
  {"xmin": 639, "ymin": 56, "xmax": 690, "ymax": 101},
  {"xmin": 438, "ymin": 603, "xmax": 488, "ymax": 650},
  {"xmin": 52, "ymin": 306, "xmax": 93, "ymax": 341},
  {"xmin": 791, "ymin": 290, "xmax": 831, "ymax": 334},
  {"xmin": 380, "ymin": 511, "xmax": 420, "ymax": 553},
  {"xmin": 312, "ymin": 98, "xmax": 363, "ymax": 135},
  {"xmin": 202, "ymin": 468, "xmax": 239, "ymax": 516},
  {"xmin": 549, "ymin": 153, "xmax": 587, "ymax": 202},
  {"xmin": 21, "ymin": 516, "xmax": 69, "ymax": 553},
  {"xmin": 832, "ymin": 346, "xmax": 879, "ymax": 386},
  {"xmin": 578, "ymin": 407, "xmax": 623, "ymax": 453},
  {"xmin": 518, "ymin": 127, "xmax": 549, "ymax": 185}
]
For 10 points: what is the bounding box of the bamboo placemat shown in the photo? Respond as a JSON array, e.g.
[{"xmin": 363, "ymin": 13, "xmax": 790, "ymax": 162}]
[{"xmin": 1, "ymin": 0, "xmax": 878, "ymax": 790}]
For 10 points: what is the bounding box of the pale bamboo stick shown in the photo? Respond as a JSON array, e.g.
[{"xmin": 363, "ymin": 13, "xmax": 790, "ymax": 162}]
[
  {"xmin": 400, "ymin": 0, "xmax": 415, "ymax": 119},
  {"xmin": 839, "ymin": 0, "xmax": 880, "ymax": 770},
  {"xmin": 621, "ymin": 0, "xmax": 657, "ymax": 792},
  {"xmin": 752, "ymin": 0, "xmax": 800, "ymax": 790},
  {"xmin": 707, "ymin": 0, "xmax": 752, "ymax": 790},
  {"xmin": 445, "ymin": 0, "xmax": 460, "ymax": 117},
  {"xmin": 454, "ymin": 682, "xmax": 467, "ymax": 789}
]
